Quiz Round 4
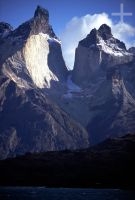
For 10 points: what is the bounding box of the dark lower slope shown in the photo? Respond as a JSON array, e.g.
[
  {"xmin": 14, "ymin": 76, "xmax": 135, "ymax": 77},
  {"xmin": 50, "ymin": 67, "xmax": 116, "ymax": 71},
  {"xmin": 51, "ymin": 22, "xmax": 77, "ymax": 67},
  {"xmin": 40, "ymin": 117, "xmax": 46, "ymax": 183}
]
[
  {"xmin": 0, "ymin": 134, "xmax": 135, "ymax": 189},
  {"xmin": 0, "ymin": 76, "xmax": 89, "ymax": 159}
]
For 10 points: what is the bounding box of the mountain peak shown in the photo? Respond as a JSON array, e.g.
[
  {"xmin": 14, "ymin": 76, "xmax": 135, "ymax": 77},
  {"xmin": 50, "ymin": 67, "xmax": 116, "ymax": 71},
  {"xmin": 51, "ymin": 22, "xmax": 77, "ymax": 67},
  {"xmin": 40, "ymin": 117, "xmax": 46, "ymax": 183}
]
[
  {"xmin": 30, "ymin": 5, "xmax": 56, "ymax": 37},
  {"xmin": 34, "ymin": 5, "xmax": 49, "ymax": 20},
  {"xmin": 98, "ymin": 24, "xmax": 111, "ymax": 33},
  {"xmin": 79, "ymin": 24, "xmax": 112, "ymax": 47},
  {"xmin": 98, "ymin": 24, "xmax": 112, "ymax": 40}
]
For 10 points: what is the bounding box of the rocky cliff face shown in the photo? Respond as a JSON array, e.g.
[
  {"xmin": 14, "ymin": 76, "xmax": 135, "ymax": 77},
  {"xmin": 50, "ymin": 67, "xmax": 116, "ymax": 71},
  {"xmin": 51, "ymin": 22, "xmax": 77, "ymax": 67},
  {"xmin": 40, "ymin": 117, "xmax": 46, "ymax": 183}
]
[{"xmin": 0, "ymin": 6, "xmax": 89, "ymax": 159}]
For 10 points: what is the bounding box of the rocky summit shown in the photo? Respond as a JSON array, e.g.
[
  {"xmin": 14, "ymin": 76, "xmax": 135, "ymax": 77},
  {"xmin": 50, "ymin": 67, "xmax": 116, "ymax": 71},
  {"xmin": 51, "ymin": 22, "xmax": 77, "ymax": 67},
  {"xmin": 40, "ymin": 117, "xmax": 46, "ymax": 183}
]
[{"xmin": 0, "ymin": 6, "xmax": 89, "ymax": 159}]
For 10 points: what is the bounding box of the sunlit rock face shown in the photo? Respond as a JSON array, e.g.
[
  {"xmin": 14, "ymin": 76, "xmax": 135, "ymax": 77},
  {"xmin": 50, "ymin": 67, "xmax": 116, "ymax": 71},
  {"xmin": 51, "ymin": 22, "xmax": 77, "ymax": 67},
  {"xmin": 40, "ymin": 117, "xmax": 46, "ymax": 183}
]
[{"xmin": 23, "ymin": 33, "xmax": 59, "ymax": 88}]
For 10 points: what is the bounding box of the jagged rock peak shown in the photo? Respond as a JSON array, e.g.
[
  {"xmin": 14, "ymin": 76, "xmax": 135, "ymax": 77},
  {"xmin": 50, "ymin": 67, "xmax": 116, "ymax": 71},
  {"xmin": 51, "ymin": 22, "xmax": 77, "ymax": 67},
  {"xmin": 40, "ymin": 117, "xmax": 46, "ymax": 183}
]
[
  {"xmin": 79, "ymin": 24, "xmax": 126, "ymax": 50},
  {"xmin": 98, "ymin": 24, "xmax": 112, "ymax": 40},
  {"xmin": 0, "ymin": 22, "xmax": 13, "ymax": 34},
  {"xmin": 79, "ymin": 24, "xmax": 112, "ymax": 47},
  {"xmin": 11, "ymin": 5, "xmax": 56, "ymax": 39},
  {"xmin": 34, "ymin": 5, "xmax": 49, "ymax": 21},
  {"xmin": 30, "ymin": 5, "xmax": 56, "ymax": 38}
]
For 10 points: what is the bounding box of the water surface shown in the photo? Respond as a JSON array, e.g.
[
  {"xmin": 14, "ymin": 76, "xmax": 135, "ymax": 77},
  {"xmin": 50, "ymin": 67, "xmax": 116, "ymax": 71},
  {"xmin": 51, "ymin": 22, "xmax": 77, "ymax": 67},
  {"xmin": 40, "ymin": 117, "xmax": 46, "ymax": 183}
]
[{"xmin": 0, "ymin": 187, "xmax": 135, "ymax": 200}]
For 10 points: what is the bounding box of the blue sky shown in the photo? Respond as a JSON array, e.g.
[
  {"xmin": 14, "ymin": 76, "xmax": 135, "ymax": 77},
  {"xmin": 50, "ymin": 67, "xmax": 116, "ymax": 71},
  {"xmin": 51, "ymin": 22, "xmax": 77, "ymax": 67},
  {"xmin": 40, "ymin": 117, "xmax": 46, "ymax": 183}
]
[
  {"xmin": 0, "ymin": 0, "xmax": 135, "ymax": 68},
  {"xmin": 0, "ymin": 0, "xmax": 135, "ymax": 35}
]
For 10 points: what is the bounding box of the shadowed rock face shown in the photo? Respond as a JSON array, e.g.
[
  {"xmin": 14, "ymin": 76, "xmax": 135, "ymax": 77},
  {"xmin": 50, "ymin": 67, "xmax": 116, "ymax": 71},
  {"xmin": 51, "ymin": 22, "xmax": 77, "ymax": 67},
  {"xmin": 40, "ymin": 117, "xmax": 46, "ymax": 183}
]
[
  {"xmin": 34, "ymin": 5, "xmax": 49, "ymax": 19},
  {"xmin": 98, "ymin": 24, "xmax": 112, "ymax": 40},
  {"xmin": 128, "ymin": 47, "xmax": 135, "ymax": 54},
  {"xmin": 32, "ymin": 5, "xmax": 56, "ymax": 37},
  {"xmin": 0, "ymin": 6, "xmax": 89, "ymax": 159},
  {"xmin": 0, "ymin": 77, "xmax": 89, "ymax": 159}
]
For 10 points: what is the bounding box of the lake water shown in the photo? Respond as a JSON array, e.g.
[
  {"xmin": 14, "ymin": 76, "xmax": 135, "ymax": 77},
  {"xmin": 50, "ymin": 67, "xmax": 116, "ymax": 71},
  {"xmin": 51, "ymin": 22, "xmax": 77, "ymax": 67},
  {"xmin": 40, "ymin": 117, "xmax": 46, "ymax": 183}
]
[{"xmin": 0, "ymin": 187, "xmax": 135, "ymax": 200}]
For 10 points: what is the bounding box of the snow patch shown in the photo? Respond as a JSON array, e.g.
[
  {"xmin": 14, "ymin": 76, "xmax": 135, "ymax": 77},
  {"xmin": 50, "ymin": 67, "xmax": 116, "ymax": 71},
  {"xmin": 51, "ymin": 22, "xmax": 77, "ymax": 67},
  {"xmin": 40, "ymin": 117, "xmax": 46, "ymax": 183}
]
[
  {"xmin": 48, "ymin": 37, "xmax": 61, "ymax": 45},
  {"xmin": 63, "ymin": 75, "xmax": 81, "ymax": 99},
  {"xmin": 97, "ymin": 39, "xmax": 123, "ymax": 56},
  {"xmin": 97, "ymin": 38, "xmax": 131, "ymax": 57},
  {"xmin": 39, "ymin": 33, "xmax": 61, "ymax": 44}
]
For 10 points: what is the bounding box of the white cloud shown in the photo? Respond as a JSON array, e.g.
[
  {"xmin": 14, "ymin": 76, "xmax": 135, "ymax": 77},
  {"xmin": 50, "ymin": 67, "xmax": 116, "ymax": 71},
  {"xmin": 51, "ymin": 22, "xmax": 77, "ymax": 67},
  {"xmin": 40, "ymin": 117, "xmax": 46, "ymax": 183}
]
[
  {"xmin": 112, "ymin": 23, "xmax": 135, "ymax": 48},
  {"xmin": 59, "ymin": 13, "xmax": 135, "ymax": 69}
]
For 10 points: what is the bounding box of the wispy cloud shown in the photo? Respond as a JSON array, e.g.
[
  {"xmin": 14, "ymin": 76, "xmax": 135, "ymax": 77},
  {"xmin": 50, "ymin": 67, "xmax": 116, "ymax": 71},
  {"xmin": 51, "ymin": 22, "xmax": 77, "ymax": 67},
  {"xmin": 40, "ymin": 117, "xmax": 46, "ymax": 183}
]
[{"xmin": 60, "ymin": 13, "xmax": 135, "ymax": 69}]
